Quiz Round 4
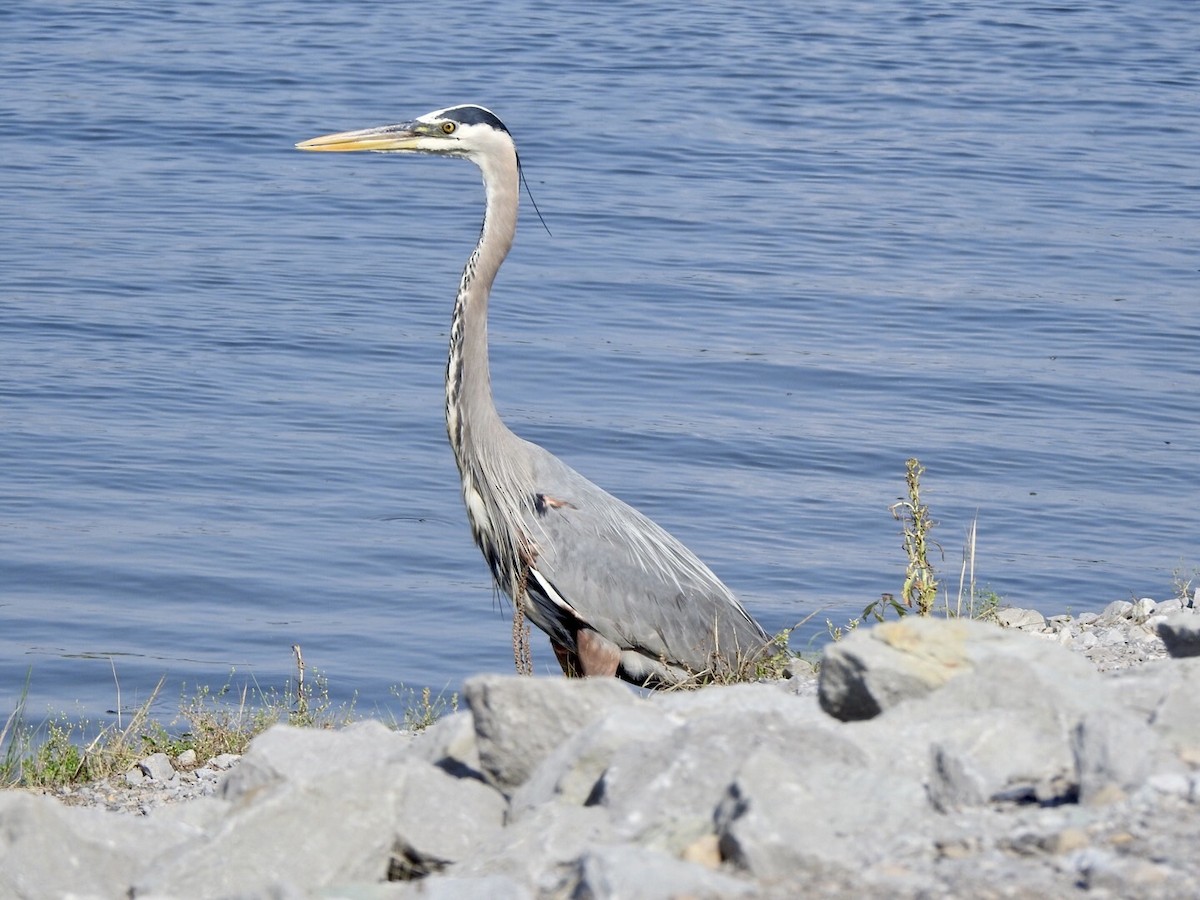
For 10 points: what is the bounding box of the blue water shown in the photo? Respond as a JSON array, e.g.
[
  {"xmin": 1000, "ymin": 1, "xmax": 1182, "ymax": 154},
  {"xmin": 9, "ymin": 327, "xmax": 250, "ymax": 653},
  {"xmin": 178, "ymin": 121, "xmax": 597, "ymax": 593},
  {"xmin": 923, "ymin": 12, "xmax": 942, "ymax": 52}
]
[{"xmin": 2, "ymin": 1, "xmax": 1197, "ymax": 723}]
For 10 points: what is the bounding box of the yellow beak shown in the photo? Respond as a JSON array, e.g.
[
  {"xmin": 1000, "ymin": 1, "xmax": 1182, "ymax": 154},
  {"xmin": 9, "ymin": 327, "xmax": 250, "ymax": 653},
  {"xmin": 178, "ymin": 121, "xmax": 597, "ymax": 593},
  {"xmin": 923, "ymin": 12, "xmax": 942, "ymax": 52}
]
[{"xmin": 295, "ymin": 122, "xmax": 424, "ymax": 153}]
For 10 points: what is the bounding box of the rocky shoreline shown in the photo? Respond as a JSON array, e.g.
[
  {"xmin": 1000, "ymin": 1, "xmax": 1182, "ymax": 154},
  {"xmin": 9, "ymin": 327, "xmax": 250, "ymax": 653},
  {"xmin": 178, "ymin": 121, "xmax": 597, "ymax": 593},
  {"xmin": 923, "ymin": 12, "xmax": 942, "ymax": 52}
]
[{"xmin": 4, "ymin": 596, "xmax": 1200, "ymax": 898}]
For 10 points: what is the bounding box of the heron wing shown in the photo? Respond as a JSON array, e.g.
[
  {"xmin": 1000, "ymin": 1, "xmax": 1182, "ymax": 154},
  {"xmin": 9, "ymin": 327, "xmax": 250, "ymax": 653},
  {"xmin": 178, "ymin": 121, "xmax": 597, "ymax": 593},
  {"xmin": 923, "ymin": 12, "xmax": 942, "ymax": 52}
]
[{"xmin": 518, "ymin": 442, "xmax": 769, "ymax": 680}]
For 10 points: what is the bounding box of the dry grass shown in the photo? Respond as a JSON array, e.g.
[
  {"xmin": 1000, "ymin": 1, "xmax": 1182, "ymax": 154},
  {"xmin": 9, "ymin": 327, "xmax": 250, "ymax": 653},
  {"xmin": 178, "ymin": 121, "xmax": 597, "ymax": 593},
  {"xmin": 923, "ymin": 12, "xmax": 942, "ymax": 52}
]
[{"xmin": 0, "ymin": 647, "xmax": 456, "ymax": 791}]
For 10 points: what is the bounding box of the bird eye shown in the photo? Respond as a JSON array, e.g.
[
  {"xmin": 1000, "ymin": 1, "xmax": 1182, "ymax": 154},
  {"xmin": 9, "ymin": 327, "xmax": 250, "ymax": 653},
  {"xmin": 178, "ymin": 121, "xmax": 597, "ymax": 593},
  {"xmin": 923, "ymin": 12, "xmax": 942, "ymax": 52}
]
[{"xmin": 440, "ymin": 121, "xmax": 457, "ymax": 134}]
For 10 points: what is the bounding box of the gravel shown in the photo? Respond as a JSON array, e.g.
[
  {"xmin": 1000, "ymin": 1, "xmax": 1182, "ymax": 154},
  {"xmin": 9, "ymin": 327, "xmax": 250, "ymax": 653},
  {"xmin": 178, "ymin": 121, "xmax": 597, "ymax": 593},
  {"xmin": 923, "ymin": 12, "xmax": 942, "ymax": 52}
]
[{"xmin": 51, "ymin": 749, "xmax": 243, "ymax": 815}]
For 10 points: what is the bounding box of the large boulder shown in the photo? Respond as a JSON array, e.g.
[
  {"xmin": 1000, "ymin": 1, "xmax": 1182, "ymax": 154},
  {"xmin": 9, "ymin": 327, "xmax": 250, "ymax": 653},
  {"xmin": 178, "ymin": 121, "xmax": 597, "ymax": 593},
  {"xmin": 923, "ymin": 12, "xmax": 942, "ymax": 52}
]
[
  {"xmin": 135, "ymin": 720, "xmax": 506, "ymax": 896},
  {"xmin": 818, "ymin": 616, "xmax": 1104, "ymax": 721},
  {"xmin": 464, "ymin": 675, "xmax": 636, "ymax": 795}
]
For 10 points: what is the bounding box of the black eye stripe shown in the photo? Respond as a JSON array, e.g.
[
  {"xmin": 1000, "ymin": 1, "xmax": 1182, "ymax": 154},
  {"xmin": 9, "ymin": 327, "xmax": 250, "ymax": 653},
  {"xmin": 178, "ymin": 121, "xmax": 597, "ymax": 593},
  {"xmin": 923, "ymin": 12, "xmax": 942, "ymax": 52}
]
[{"xmin": 440, "ymin": 105, "xmax": 510, "ymax": 134}]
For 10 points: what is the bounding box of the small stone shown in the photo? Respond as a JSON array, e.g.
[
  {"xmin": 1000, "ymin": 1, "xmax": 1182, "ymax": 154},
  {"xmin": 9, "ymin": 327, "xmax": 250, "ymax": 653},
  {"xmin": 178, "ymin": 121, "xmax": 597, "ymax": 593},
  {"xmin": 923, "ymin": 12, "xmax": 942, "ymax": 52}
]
[
  {"xmin": 124, "ymin": 768, "xmax": 146, "ymax": 787},
  {"xmin": 1029, "ymin": 629, "xmax": 1063, "ymax": 643},
  {"xmin": 175, "ymin": 749, "xmax": 197, "ymax": 769},
  {"xmin": 935, "ymin": 837, "xmax": 978, "ymax": 860},
  {"xmin": 210, "ymin": 754, "xmax": 241, "ymax": 769},
  {"xmin": 1076, "ymin": 632, "xmax": 1099, "ymax": 650},
  {"xmin": 1130, "ymin": 598, "xmax": 1156, "ymax": 622},
  {"xmin": 1101, "ymin": 600, "xmax": 1134, "ymax": 622},
  {"xmin": 1077, "ymin": 612, "xmax": 1099, "ymax": 626},
  {"xmin": 996, "ymin": 608, "xmax": 1046, "ymax": 630},
  {"xmin": 1044, "ymin": 827, "xmax": 1090, "ymax": 854},
  {"xmin": 1146, "ymin": 772, "xmax": 1191, "ymax": 797},
  {"xmin": 138, "ymin": 752, "xmax": 176, "ymax": 782},
  {"xmin": 1004, "ymin": 831, "xmax": 1044, "ymax": 856}
]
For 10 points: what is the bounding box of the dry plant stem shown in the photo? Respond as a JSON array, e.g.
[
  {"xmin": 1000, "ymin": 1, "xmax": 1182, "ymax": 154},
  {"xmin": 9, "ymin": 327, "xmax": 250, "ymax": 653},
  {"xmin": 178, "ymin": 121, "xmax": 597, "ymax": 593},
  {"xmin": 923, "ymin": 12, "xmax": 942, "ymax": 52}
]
[
  {"xmin": 110, "ymin": 657, "xmax": 122, "ymax": 731},
  {"xmin": 955, "ymin": 512, "xmax": 978, "ymax": 618},
  {"xmin": 891, "ymin": 457, "xmax": 939, "ymax": 615},
  {"xmin": 511, "ymin": 581, "xmax": 533, "ymax": 676},
  {"xmin": 292, "ymin": 644, "xmax": 307, "ymax": 720},
  {"xmin": 0, "ymin": 671, "xmax": 32, "ymax": 785},
  {"xmin": 117, "ymin": 676, "xmax": 165, "ymax": 751}
]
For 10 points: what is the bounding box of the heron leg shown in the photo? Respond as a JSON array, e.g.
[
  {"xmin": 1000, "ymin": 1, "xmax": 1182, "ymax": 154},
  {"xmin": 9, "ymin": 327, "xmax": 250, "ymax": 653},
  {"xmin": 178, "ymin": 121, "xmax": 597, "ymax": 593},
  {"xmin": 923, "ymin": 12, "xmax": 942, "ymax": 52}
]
[
  {"xmin": 552, "ymin": 629, "xmax": 621, "ymax": 678},
  {"xmin": 553, "ymin": 642, "xmax": 581, "ymax": 678},
  {"xmin": 575, "ymin": 628, "xmax": 621, "ymax": 678}
]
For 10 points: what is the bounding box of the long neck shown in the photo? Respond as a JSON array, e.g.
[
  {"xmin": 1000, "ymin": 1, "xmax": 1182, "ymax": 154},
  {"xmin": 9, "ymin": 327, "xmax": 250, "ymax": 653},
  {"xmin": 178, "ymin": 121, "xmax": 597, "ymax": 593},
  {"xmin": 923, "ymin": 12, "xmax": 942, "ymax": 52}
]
[
  {"xmin": 445, "ymin": 148, "xmax": 520, "ymax": 477},
  {"xmin": 445, "ymin": 146, "xmax": 533, "ymax": 600}
]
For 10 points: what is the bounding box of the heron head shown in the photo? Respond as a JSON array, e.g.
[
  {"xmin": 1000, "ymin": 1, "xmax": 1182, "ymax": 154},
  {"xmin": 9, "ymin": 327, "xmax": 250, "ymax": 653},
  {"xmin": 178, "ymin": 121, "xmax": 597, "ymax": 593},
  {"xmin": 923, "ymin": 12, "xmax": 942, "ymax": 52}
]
[{"xmin": 296, "ymin": 104, "xmax": 512, "ymax": 159}]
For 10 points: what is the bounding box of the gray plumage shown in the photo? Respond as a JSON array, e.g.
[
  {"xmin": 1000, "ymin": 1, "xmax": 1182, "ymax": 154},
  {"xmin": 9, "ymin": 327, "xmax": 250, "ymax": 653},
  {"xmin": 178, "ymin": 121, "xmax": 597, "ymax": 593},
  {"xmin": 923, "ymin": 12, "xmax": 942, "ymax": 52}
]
[{"xmin": 298, "ymin": 104, "xmax": 770, "ymax": 686}]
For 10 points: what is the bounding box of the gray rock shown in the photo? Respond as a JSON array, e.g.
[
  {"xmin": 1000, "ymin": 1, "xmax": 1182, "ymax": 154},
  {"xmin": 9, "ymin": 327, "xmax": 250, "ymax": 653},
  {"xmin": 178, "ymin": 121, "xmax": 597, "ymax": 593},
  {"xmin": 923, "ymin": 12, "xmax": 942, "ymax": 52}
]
[
  {"xmin": 925, "ymin": 705, "xmax": 1075, "ymax": 810},
  {"xmin": 137, "ymin": 721, "xmax": 503, "ymax": 897},
  {"xmin": 175, "ymin": 748, "xmax": 198, "ymax": 769},
  {"xmin": 819, "ymin": 619, "xmax": 954, "ymax": 721},
  {"xmin": 651, "ymin": 679, "xmax": 825, "ymax": 721},
  {"xmin": 138, "ymin": 751, "xmax": 176, "ymax": 782},
  {"xmin": 1131, "ymin": 597, "xmax": 1157, "ymax": 622},
  {"xmin": 594, "ymin": 709, "xmax": 864, "ymax": 853},
  {"xmin": 0, "ymin": 793, "xmax": 132, "ymax": 898},
  {"xmin": 1095, "ymin": 626, "xmax": 1128, "ymax": 647},
  {"xmin": 217, "ymin": 719, "xmax": 403, "ymax": 802},
  {"xmin": 0, "ymin": 791, "xmax": 198, "ymax": 899},
  {"xmin": 1144, "ymin": 660, "xmax": 1200, "ymax": 764},
  {"xmin": 390, "ymin": 762, "xmax": 507, "ymax": 878},
  {"xmin": 452, "ymin": 802, "xmax": 617, "ymax": 894},
  {"xmin": 996, "ymin": 607, "xmax": 1046, "ymax": 630},
  {"xmin": 818, "ymin": 617, "xmax": 1102, "ymax": 722},
  {"xmin": 1070, "ymin": 845, "xmax": 1176, "ymax": 894},
  {"xmin": 509, "ymin": 682, "xmax": 824, "ymax": 822},
  {"xmin": 1145, "ymin": 771, "xmax": 1192, "ymax": 798},
  {"xmin": 465, "ymin": 675, "xmax": 636, "ymax": 795},
  {"xmin": 715, "ymin": 741, "xmax": 927, "ymax": 879},
  {"xmin": 409, "ymin": 709, "xmax": 484, "ymax": 781},
  {"xmin": 510, "ymin": 702, "xmax": 673, "ymax": 818},
  {"xmin": 1157, "ymin": 612, "xmax": 1200, "ymax": 658},
  {"xmin": 1100, "ymin": 599, "xmax": 1135, "ymax": 621},
  {"xmin": 854, "ymin": 641, "xmax": 1121, "ymax": 811},
  {"xmin": 572, "ymin": 843, "xmax": 753, "ymax": 899},
  {"xmin": 1072, "ymin": 708, "xmax": 1180, "ymax": 804}
]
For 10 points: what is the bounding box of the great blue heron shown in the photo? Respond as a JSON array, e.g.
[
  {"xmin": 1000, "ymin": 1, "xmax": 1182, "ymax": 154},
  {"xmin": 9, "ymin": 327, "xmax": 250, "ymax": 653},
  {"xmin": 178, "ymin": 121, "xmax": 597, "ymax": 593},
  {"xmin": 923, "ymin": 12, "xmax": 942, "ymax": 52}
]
[{"xmin": 297, "ymin": 104, "xmax": 771, "ymax": 686}]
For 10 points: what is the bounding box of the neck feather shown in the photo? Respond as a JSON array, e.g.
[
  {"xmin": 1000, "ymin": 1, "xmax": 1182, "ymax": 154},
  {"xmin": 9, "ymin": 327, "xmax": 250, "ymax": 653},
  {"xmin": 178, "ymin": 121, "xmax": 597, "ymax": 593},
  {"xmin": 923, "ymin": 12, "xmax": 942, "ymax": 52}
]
[{"xmin": 445, "ymin": 147, "xmax": 520, "ymax": 473}]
